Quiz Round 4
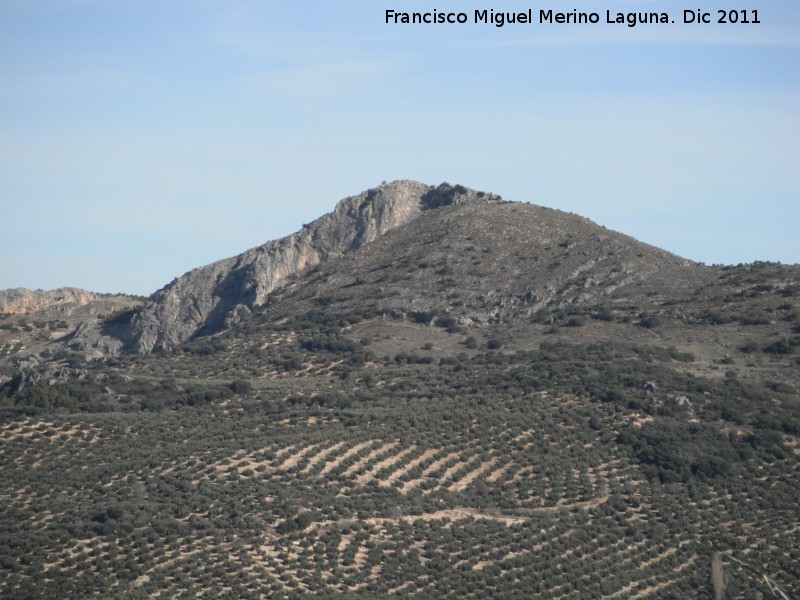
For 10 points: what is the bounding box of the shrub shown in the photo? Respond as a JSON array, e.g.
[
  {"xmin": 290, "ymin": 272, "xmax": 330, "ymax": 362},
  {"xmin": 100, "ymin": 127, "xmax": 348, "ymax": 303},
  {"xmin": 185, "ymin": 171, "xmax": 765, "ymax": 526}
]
[
  {"xmin": 229, "ymin": 379, "xmax": 253, "ymax": 395},
  {"xmin": 763, "ymin": 339, "xmax": 793, "ymax": 355},
  {"xmin": 638, "ymin": 316, "xmax": 661, "ymax": 329},
  {"xmin": 435, "ymin": 315, "xmax": 458, "ymax": 329}
]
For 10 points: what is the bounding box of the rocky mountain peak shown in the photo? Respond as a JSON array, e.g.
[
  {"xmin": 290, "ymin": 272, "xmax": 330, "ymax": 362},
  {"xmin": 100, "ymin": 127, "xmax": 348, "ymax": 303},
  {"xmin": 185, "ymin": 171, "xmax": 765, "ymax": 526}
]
[{"xmin": 126, "ymin": 181, "xmax": 500, "ymax": 353}]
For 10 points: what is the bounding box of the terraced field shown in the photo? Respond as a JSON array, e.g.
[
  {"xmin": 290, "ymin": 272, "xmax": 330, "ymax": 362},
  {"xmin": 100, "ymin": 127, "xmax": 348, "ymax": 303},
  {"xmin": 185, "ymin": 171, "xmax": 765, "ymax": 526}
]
[{"xmin": 2, "ymin": 354, "xmax": 797, "ymax": 599}]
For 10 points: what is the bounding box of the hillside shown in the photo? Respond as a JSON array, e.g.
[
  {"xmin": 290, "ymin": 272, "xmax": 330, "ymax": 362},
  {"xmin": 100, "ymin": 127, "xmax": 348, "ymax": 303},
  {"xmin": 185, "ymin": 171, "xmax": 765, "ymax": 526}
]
[
  {"xmin": 1, "ymin": 182, "xmax": 798, "ymax": 598},
  {"xmin": 0, "ymin": 289, "xmax": 143, "ymax": 386}
]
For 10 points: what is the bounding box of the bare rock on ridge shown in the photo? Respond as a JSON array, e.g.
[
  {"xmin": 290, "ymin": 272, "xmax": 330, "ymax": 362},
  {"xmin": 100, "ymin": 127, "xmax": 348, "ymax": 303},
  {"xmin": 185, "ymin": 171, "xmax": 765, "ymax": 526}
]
[
  {"xmin": 130, "ymin": 181, "xmax": 500, "ymax": 352},
  {"xmin": 0, "ymin": 288, "xmax": 96, "ymax": 315}
]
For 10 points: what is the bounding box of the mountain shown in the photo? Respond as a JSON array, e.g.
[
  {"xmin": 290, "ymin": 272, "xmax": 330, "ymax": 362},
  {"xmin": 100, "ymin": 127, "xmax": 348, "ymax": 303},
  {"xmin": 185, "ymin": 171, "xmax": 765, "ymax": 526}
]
[
  {"xmin": 125, "ymin": 181, "xmax": 501, "ymax": 353},
  {"xmin": 68, "ymin": 178, "xmax": 708, "ymax": 355},
  {"xmin": 0, "ymin": 182, "xmax": 798, "ymax": 599}
]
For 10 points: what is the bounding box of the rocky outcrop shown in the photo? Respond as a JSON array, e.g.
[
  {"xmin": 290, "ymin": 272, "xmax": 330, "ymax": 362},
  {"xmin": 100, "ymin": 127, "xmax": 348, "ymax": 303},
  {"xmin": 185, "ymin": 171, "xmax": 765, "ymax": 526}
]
[
  {"xmin": 0, "ymin": 289, "xmax": 143, "ymax": 366},
  {"xmin": 129, "ymin": 181, "xmax": 501, "ymax": 352},
  {"xmin": 0, "ymin": 287, "xmax": 96, "ymax": 314},
  {"xmin": 67, "ymin": 318, "xmax": 130, "ymax": 356},
  {"xmin": 7, "ymin": 352, "xmax": 88, "ymax": 392}
]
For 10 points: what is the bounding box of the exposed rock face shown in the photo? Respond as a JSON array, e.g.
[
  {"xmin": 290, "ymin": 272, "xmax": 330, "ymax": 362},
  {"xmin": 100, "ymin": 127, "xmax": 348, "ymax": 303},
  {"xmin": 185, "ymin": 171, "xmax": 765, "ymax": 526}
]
[
  {"xmin": 6, "ymin": 352, "xmax": 88, "ymax": 392},
  {"xmin": 67, "ymin": 318, "xmax": 131, "ymax": 357},
  {"xmin": 0, "ymin": 288, "xmax": 96, "ymax": 314},
  {"xmin": 0, "ymin": 289, "xmax": 142, "ymax": 365},
  {"xmin": 130, "ymin": 181, "xmax": 500, "ymax": 352}
]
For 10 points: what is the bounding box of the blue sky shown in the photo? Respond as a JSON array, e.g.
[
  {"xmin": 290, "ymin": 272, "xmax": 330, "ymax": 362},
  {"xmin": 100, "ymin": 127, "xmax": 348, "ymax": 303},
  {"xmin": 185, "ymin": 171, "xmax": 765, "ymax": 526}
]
[{"xmin": 1, "ymin": 0, "xmax": 798, "ymax": 295}]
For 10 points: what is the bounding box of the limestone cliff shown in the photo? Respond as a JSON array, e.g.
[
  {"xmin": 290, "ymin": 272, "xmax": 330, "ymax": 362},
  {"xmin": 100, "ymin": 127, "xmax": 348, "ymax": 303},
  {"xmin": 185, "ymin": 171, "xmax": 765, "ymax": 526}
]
[
  {"xmin": 0, "ymin": 288, "xmax": 96, "ymax": 314},
  {"xmin": 129, "ymin": 181, "xmax": 500, "ymax": 352}
]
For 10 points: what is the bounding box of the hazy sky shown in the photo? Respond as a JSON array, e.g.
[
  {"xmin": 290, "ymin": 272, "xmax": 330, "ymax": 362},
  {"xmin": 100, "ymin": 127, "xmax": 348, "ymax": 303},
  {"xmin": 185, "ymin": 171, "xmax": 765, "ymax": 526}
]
[{"xmin": 1, "ymin": 0, "xmax": 798, "ymax": 295}]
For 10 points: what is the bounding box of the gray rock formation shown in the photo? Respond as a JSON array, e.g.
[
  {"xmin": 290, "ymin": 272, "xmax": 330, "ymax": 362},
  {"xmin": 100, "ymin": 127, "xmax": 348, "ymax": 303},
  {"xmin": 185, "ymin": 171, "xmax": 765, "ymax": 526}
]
[
  {"xmin": 0, "ymin": 287, "xmax": 143, "ymax": 362},
  {"xmin": 130, "ymin": 181, "xmax": 500, "ymax": 352},
  {"xmin": 68, "ymin": 318, "xmax": 130, "ymax": 356}
]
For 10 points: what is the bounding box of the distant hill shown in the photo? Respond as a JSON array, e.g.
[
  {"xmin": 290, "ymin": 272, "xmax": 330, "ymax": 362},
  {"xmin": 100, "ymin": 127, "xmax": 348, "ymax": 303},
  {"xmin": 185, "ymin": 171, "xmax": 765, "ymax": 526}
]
[{"xmin": 0, "ymin": 182, "xmax": 797, "ymax": 598}]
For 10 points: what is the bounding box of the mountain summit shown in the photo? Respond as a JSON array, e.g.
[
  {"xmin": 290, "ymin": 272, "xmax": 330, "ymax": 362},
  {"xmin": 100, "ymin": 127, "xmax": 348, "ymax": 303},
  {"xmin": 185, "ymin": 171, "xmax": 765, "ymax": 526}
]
[
  {"xmin": 72, "ymin": 179, "xmax": 704, "ymax": 356},
  {"xmin": 127, "ymin": 181, "xmax": 501, "ymax": 353},
  {"xmin": 8, "ymin": 180, "xmax": 794, "ymax": 367}
]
